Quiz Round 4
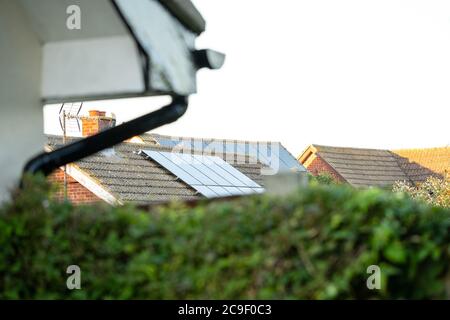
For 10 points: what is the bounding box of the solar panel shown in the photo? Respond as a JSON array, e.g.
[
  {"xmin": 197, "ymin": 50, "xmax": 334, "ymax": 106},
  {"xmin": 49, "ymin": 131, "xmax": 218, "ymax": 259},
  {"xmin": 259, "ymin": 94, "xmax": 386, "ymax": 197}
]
[
  {"xmin": 195, "ymin": 185, "xmax": 219, "ymax": 198},
  {"xmin": 153, "ymin": 136, "xmax": 306, "ymax": 174},
  {"xmin": 278, "ymin": 146, "xmax": 306, "ymax": 172},
  {"xmin": 141, "ymin": 150, "xmax": 264, "ymax": 198}
]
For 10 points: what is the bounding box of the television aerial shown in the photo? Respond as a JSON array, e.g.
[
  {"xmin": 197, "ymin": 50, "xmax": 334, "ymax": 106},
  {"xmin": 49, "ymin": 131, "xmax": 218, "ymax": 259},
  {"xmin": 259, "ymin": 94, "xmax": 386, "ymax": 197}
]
[{"xmin": 58, "ymin": 102, "xmax": 83, "ymax": 137}]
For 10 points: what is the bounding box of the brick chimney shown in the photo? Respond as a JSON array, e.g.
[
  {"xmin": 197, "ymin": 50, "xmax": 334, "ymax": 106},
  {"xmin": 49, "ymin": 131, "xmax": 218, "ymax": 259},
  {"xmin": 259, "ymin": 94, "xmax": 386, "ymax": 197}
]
[{"xmin": 81, "ymin": 110, "xmax": 116, "ymax": 136}]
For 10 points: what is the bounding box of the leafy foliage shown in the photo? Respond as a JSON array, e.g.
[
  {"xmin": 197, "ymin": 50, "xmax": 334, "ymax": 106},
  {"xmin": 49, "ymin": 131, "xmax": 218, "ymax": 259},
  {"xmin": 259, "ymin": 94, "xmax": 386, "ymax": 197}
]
[
  {"xmin": 0, "ymin": 174, "xmax": 449, "ymax": 299},
  {"xmin": 393, "ymin": 173, "xmax": 450, "ymax": 208},
  {"xmin": 310, "ymin": 172, "xmax": 340, "ymax": 185}
]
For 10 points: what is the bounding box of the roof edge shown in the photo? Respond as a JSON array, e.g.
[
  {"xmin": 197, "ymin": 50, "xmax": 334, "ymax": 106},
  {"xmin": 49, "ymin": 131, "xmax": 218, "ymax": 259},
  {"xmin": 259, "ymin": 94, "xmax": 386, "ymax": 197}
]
[
  {"xmin": 66, "ymin": 164, "xmax": 122, "ymax": 205},
  {"xmin": 391, "ymin": 145, "xmax": 450, "ymax": 153},
  {"xmin": 298, "ymin": 144, "xmax": 318, "ymax": 164},
  {"xmin": 149, "ymin": 133, "xmax": 283, "ymax": 146},
  {"xmin": 45, "ymin": 143, "xmax": 122, "ymax": 205}
]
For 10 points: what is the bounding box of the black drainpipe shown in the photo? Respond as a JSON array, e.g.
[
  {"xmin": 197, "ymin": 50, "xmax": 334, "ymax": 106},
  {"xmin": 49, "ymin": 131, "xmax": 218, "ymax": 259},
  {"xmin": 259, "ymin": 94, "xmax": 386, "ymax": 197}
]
[{"xmin": 23, "ymin": 95, "xmax": 188, "ymax": 177}]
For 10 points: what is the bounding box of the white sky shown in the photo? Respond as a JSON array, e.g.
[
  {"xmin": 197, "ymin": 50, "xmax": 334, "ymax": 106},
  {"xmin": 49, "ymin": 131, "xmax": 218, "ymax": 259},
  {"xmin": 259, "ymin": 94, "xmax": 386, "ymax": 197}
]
[{"xmin": 44, "ymin": 0, "xmax": 450, "ymax": 157}]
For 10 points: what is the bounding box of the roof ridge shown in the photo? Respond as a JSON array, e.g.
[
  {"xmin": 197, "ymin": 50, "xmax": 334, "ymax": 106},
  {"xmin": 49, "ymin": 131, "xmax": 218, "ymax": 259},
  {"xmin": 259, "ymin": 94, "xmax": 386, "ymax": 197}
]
[
  {"xmin": 312, "ymin": 144, "xmax": 388, "ymax": 152},
  {"xmin": 147, "ymin": 133, "xmax": 282, "ymax": 146},
  {"xmin": 391, "ymin": 146, "xmax": 450, "ymax": 152}
]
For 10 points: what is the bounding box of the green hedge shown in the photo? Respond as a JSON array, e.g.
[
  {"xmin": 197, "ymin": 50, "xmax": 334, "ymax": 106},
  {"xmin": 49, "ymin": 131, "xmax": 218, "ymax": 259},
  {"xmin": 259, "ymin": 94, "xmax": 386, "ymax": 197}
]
[{"xmin": 0, "ymin": 175, "xmax": 449, "ymax": 299}]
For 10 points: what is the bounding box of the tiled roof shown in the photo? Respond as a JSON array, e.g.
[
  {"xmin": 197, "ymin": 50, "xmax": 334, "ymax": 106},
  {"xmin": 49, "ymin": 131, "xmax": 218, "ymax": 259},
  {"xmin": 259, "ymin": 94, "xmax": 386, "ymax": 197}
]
[
  {"xmin": 392, "ymin": 147, "xmax": 450, "ymax": 183},
  {"xmin": 47, "ymin": 135, "xmax": 266, "ymax": 205},
  {"xmin": 311, "ymin": 145, "xmax": 410, "ymax": 187},
  {"xmin": 301, "ymin": 144, "xmax": 449, "ymax": 187}
]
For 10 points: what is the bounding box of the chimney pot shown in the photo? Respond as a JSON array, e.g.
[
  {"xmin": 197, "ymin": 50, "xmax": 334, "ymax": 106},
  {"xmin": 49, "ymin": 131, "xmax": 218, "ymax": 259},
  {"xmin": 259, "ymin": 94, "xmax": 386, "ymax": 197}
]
[{"xmin": 88, "ymin": 110, "xmax": 106, "ymax": 117}]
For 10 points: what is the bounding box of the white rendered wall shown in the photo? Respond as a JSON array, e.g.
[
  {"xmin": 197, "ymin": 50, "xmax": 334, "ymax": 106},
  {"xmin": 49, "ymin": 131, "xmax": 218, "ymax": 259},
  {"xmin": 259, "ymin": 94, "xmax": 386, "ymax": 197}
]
[{"xmin": 0, "ymin": 0, "xmax": 44, "ymax": 202}]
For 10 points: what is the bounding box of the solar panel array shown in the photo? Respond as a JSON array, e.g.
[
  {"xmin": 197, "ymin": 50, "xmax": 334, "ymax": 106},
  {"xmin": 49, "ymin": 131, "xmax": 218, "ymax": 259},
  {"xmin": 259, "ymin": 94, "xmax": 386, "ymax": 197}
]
[
  {"xmin": 141, "ymin": 150, "xmax": 264, "ymax": 198},
  {"xmin": 152, "ymin": 136, "xmax": 306, "ymax": 173}
]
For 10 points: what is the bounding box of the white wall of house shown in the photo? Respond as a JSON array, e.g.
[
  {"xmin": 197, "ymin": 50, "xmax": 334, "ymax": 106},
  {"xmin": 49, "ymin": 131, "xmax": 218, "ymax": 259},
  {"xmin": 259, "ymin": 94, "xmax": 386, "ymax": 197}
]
[{"xmin": 0, "ymin": 0, "xmax": 43, "ymax": 202}]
